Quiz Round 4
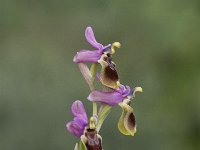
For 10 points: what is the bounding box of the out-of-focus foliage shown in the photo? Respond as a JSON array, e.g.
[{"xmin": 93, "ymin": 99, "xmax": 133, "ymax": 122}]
[{"xmin": 0, "ymin": 0, "xmax": 200, "ymax": 150}]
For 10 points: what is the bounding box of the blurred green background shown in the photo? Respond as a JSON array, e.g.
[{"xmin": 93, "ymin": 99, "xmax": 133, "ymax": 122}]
[{"xmin": 1, "ymin": 0, "xmax": 200, "ymax": 150}]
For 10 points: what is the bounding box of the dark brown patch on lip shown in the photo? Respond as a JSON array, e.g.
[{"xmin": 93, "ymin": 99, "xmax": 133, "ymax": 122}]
[
  {"xmin": 105, "ymin": 52, "xmax": 118, "ymax": 81},
  {"xmin": 100, "ymin": 53, "xmax": 119, "ymax": 89},
  {"xmin": 128, "ymin": 112, "xmax": 136, "ymax": 130},
  {"xmin": 85, "ymin": 129, "xmax": 103, "ymax": 150},
  {"xmin": 104, "ymin": 65, "xmax": 118, "ymax": 82}
]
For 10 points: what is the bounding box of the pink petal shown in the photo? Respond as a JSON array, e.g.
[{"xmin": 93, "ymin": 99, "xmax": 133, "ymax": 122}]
[
  {"xmin": 71, "ymin": 100, "xmax": 88, "ymax": 121},
  {"xmin": 85, "ymin": 27, "xmax": 103, "ymax": 50},
  {"xmin": 66, "ymin": 120, "xmax": 84, "ymax": 137},
  {"xmin": 73, "ymin": 49, "xmax": 102, "ymax": 63},
  {"xmin": 87, "ymin": 91, "xmax": 124, "ymax": 106}
]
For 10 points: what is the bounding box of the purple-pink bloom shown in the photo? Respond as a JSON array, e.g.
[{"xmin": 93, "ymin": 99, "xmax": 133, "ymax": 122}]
[
  {"xmin": 73, "ymin": 26, "xmax": 111, "ymax": 63},
  {"xmin": 66, "ymin": 100, "xmax": 88, "ymax": 137},
  {"xmin": 87, "ymin": 84, "xmax": 132, "ymax": 106}
]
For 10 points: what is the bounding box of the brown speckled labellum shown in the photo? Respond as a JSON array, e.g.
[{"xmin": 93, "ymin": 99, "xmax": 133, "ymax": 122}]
[
  {"xmin": 81, "ymin": 128, "xmax": 103, "ymax": 150},
  {"xmin": 99, "ymin": 53, "xmax": 119, "ymax": 89}
]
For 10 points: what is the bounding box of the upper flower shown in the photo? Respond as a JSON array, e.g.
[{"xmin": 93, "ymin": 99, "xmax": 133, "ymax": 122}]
[
  {"xmin": 73, "ymin": 26, "xmax": 121, "ymax": 89},
  {"xmin": 73, "ymin": 26, "xmax": 111, "ymax": 63}
]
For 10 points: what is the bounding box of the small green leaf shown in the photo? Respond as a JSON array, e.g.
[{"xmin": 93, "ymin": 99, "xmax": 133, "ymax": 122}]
[
  {"xmin": 96, "ymin": 104, "xmax": 112, "ymax": 132},
  {"xmin": 90, "ymin": 63, "xmax": 98, "ymax": 78}
]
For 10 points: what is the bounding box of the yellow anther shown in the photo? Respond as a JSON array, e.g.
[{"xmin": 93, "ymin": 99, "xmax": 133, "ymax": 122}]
[
  {"xmin": 111, "ymin": 42, "xmax": 121, "ymax": 54},
  {"xmin": 89, "ymin": 117, "xmax": 95, "ymax": 129}
]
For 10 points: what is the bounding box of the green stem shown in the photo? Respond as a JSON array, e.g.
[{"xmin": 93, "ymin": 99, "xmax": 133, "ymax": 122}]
[
  {"xmin": 93, "ymin": 102, "xmax": 97, "ymax": 115},
  {"xmin": 90, "ymin": 63, "xmax": 98, "ymax": 78},
  {"xmin": 90, "ymin": 63, "xmax": 98, "ymax": 116}
]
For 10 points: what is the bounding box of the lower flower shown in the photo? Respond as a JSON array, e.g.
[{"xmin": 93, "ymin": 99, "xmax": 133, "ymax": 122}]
[
  {"xmin": 66, "ymin": 100, "xmax": 88, "ymax": 137},
  {"xmin": 66, "ymin": 100, "xmax": 99, "ymax": 138}
]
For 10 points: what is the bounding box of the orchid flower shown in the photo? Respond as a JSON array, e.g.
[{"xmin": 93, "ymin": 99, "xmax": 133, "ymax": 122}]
[
  {"xmin": 67, "ymin": 100, "xmax": 99, "ymax": 138},
  {"xmin": 88, "ymin": 85, "xmax": 142, "ymax": 136},
  {"xmin": 73, "ymin": 26, "xmax": 121, "ymax": 89},
  {"xmin": 66, "ymin": 100, "xmax": 89, "ymax": 137},
  {"xmin": 73, "ymin": 26, "xmax": 109, "ymax": 63}
]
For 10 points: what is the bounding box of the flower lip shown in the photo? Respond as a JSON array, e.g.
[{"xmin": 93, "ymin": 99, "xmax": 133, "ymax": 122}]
[
  {"xmin": 97, "ymin": 51, "xmax": 120, "ymax": 89},
  {"xmin": 118, "ymin": 101, "xmax": 136, "ymax": 136},
  {"xmin": 81, "ymin": 127, "xmax": 103, "ymax": 150}
]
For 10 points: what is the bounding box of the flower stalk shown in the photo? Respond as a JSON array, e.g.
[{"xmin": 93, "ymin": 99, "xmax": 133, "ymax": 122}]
[{"xmin": 90, "ymin": 63, "xmax": 98, "ymax": 116}]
